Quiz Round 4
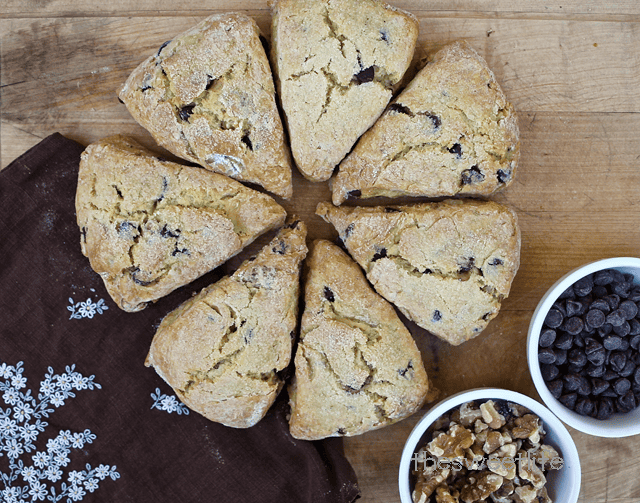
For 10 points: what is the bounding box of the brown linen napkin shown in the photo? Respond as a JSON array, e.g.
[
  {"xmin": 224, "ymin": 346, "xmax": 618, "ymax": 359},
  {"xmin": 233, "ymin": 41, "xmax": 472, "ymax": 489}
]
[{"xmin": 0, "ymin": 133, "xmax": 360, "ymax": 503}]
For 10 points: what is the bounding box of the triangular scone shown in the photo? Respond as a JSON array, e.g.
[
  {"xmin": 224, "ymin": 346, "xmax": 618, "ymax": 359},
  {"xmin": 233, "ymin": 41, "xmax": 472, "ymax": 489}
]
[
  {"xmin": 331, "ymin": 41, "xmax": 519, "ymax": 205},
  {"xmin": 119, "ymin": 13, "xmax": 293, "ymax": 198},
  {"xmin": 76, "ymin": 135, "xmax": 287, "ymax": 312},
  {"xmin": 145, "ymin": 221, "xmax": 307, "ymax": 428},
  {"xmin": 270, "ymin": 0, "xmax": 418, "ymax": 182},
  {"xmin": 289, "ymin": 239, "xmax": 429, "ymax": 440},
  {"xmin": 145, "ymin": 220, "xmax": 307, "ymax": 428},
  {"xmin": 317, "ymin": 200, "xmax": 520, "ymax": 346}
]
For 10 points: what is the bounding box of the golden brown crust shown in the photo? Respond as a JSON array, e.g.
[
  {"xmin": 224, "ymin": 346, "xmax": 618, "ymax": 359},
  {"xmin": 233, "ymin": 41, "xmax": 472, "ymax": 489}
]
[
  {"xmin": 119, "ymin": 13, "xmax": 293, "ymax": 198},
  {"xmin": 76, "ymin": 134, "xmax": 286, "ymax": 312},
  {"xmin": 146, "ymin": 220, "xmax": 308, "ymax": 428},
  {"xmin": 317, "ymin": 200, "xmax": 521, "ymax": 345},
  {"xmin": 270, "ymin": 0, "xmax": 418, "ymax": 182},
  {"xmin": 289, "ymin": 239, "xmax": 429, "ymax": 440},
  {"xmin": 331, "ymin": 41, "xmax": 520, "ymax": 205}
]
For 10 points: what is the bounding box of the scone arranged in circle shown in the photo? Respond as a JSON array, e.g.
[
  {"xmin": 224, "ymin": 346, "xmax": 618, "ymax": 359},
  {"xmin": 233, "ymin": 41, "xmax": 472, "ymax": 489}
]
[
  {"xmin": 288, "ymin": 239, "xmax": 429, "ymax": 440},
  {"xmin": 317, "ymin": 200, "xmax": 520, "ymax": 346},
  {"xmin": 145, "ymin": 220, "xmax": 308, "ymax": 428},
  {"xmin": 76, "ymin": 135, "xmax": 287, "ymax": 313},
  {"xmin": 270, "ymin": 0, "xmax": 419, "ymax": 182},
  {"xmin": 331, "ymin": 41, "xmax": 519, "ymax": 205},
  {"xmin": 119, "ymin": 13, "xmax": 293, "ymax": 199}
]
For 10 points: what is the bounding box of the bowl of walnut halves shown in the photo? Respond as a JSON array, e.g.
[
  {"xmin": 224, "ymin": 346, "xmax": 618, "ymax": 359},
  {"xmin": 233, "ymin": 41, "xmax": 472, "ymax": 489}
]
[
  {"xmin": 398, "ymin": 388, "xmax": 580, "ymax": 503},
  {"xmin": 528, "ymin": 257, "xmax": 640, "ymax": 437}
]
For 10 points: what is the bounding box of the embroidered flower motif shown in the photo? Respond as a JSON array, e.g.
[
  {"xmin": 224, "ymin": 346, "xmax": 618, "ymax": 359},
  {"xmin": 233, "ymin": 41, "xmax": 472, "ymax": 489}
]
[
  {"xmin": 0, "ymin": 361, "xmax": 119, "ymax": 501},
  {"xmin": 67, "ymin": 297, "xmax": 109, "ymax": 320},
  {"xmin": 150, "ymin": 388, "xmax": 190, "ymax": 415}
]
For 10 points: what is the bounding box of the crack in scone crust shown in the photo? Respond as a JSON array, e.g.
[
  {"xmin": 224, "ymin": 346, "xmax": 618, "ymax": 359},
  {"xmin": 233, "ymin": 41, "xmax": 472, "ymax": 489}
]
[
  {"xmin": 289, "ymin": 239, "xmax": 429, "ymax": 440},
  {"xmin": 145, "ymin": 221, "xmax": 307, "ymax": 428},
  {"xmin": 317, "ymin": 200, "xmax": 521, "ymax": 346},
  {"xmin": 118, "ymin": 12, "xmax": 292, "ymax": 198},
  {"xmin": 76, "ymin": 135, "xmax": 286, "ymax": 312},
  {"xmin": 271, "ymin": 0, "xmax": 418, "ymax": 181},
  {"xmin": 331, "ymin": 41, "xmax": 520, "ymax": 205}
]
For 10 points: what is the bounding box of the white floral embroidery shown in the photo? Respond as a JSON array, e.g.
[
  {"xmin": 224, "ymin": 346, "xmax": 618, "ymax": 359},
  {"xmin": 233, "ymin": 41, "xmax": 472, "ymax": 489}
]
[
  {"xmin": 67, "ymin": 297, "xmax": 108, "ymax": 320},
  {"xmin": 0, "ymin": 361, "xmax": 120, "ymax": 502},
  {"xmin": 150, "ymin": 389, "xmax": 190, "ymax": 415}
]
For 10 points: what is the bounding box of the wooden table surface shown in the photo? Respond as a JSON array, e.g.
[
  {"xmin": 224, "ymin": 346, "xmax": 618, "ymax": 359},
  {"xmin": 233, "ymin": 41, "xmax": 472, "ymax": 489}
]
[{"xmin": 2, "ymin": 1, "xmax": 640, "ymax": 502}]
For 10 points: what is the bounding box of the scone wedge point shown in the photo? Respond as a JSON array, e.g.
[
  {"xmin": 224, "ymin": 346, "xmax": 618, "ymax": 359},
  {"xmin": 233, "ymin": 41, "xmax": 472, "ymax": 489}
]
[
  {"xmin": 119, "ymin": 12, "xmax": 293, "ymax": 198},
  {"xmin": 331, "ymin": 41, "xmax": 520, "ymax": 205},
  {"xmin": 145, "ymin": 220, "xmax": 308, "ymax": 428},
  {"xmin": 76, "ymin": 135, "xmax": 287, "ymax": 312},
  {"xmin": 270, "ymin": 0, "xmax": 419, "ymax": 182},
  {"xmin": 289, "ymin": 239, "xmax": 429, "ymax": 440},
  {"xmin": 317, "ymin": 200, "xmax": 520, "ymax": 345}
]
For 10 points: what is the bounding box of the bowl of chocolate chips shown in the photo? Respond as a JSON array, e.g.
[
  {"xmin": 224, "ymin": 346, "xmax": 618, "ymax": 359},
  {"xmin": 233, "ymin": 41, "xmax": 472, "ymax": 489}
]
[{"xmin": 528, "ymin": 257, "xmax": 640, "ymax": 437}]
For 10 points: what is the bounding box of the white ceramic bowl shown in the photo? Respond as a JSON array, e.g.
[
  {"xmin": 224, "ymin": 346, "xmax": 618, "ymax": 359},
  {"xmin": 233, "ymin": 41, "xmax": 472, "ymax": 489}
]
[
  {"xmin": 398, "ymin": 388, "xmax": 581, "ymax": 503},
  {"xmin": 527, "ymin": 257, "xmax": 640, "ymax": 437}
]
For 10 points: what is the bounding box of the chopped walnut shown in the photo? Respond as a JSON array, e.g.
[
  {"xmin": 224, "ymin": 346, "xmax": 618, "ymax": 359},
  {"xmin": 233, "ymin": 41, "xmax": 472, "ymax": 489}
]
[
  {"xmin": 428, "ymin": 424, "xmax": 475, "ymax": 458},
  {"xmin": 514, "ymin": 484, "xmax": 538, "ymax": 503},
  {"xmin": 414, "ymin": 468, "xmax": 451, "ymax": 499},
  {"xmin": 459, "ymin": 402, "xmax": 483, "ymax": 427},
  {"xmin": 483, "ymin": 431, "xmax": 507, "ymax": 454},
  {"xmin": 512, "ymin": 415, "xmax": 542, "ymax": 444},
  {"xmin": 487, "ymin": 455, "xmax": 516, "ymax": 479},
  {"xmin": 474, "ymin": 419, "xmax": 489, "ymax": 433},
  {"xmin": 531, "ymin": 444, "xmax": 560, "ymax": 470},
  {"xmin": 518, "ymin": 451, "xmax": 546, "ymax": 489},
  {"xmin": 480, "ymin": 400, "xmax": 506, "ymax": 429},
  {"xmin": 460, "ymin": 471, "xmax": 503, "ymax": 503},
  {"xmin": 435, "ymin": 485, "xmax": 460, "ymax": 503}
]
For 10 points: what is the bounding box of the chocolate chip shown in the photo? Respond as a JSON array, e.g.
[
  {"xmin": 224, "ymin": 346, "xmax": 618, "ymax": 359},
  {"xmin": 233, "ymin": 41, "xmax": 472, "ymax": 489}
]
[
  {"xmin": 619, "ymin": 300, "xmax": 638, "ymax": 320},
  {"xmin": 574, "ymin": 275, "xmax": 594, "ymax": 296},
  {"xmin": 613, "ymin": 321, "xmax": 631, "ymax": 337},
  {"xmin": 629, "ymin": 320, "xmax": 640, "ymax": 337},
  {"xmin": 597, "ymin": 323, "xmax": 613, "ymax": 337},
  {"xmin": 541, "ymin": 363, "xmax": 560, "ymax": 381},
  {"xmin": 603, "ymin": 335, "xmax": 623, "ymax": 351},
  {"xmin": 597, "ymin": 397, "xmax": 614, "ymax": 419},
  {"xmin": 603, "ymin": 369, "xmax": 620, "ymax": 381},
  {"xmin": 562, "ymin": 316, "xmax": 584, "ymax": 335},
  {"xmin": 575, "ymin": 397, "xmax": 594, "ymax": 416},
  {"xmin": 610, "ymin": 352, "xmax": 627, "ymax": 373},
  {"xmin": 590, "ymin": 298, "xmax": 611, "ymax": 313},
  {"xmin": 586, "ymin": 363, "xmax": 606, "ymax": 378},
  {"xmin": 372, "ymin": 247, "xmax": 387, "ymax": 262},
  {"xmin": 619, "ymin": 360, "xmax": 636, "ymax": 378},
  {"xmin": 241, "ymin": 133, "xmax": 253, "ymax": 151},
  {"xmin": 565, "ymin": 300, "xmax": 583, "ymax": 317},
  {"xmin": 585, "ymin": 309, "xmax": 606, "ymax": 328},
  {"xmin": 272, "ymin": 240, "xmax": 287, "ymax": 255},
  {"xmin": 424, "ymin": 113, "xmax": 441, "ymax": 129},
  {"xmin": 592, "ymin": 285, "xmax": 609, "ymax": 298},
  {"xmin": 634, "ymin": 367, "xmax": 640, "ymax": 386},
  {"xmin": 160, "ymin": 225, "xmax": 180, "ymax": 239},
  {"xmin": 323, "ymin": 286, "xmax": 335, "ymax": 302},
  {"xmin": 432, "ymin": 310, "xmax": 442, "ymax": 322},
  {"xmin": 586, "ymin": 340, "xmax": 606, "ymax": 366},
  {"xmin": 460, "ymin": 166, "xmax": 485, "ymax": 185},
  {"xmin": 489, "ymin": 258, "xmax": 504, "ymax": 266},
  {"xmin": 547, "ymin": 379, "xmax": 563, "ymax": 398},
  {"xmin": 398, "ymin": 361, "xmax": 414, "ymax": 377},
  {"xmin": 388, "ymin": 103, "xmax": 413, "ymax": 116},
  {"xmin": 448, "ymin": 143, "xmax": 462, "ymax": 157},
  {"xmin": 171, "ymin": 247, "xmax": 189, "ymax": 256},
  {"xmin": 178, "ymin": 103, "xmax": 196, "ymax": 121},
  {"xmin": 605, "ymin": 294, "xmax": 620, "ymax": 310},
  {"xmin": 496, "ymin": 169, "xmax": 511, "ymax": 184},
  {"xmin": 544, "ymin": 308, "xmax": 564, "ymax": 328},
  {"xmin": 591, "ymin": 378, "xmax": 610, "ymax": 396},
  {"xmin": 553, "ymin": 333, "xmax": 572, "ymax": 350},
  {"xmin": 559, "ymin": 285, "xmax": 575, "ymax": 299},
  {"xmin": 559, "ymin": 393, "xmax": 577, "ymax": 410},
  {"xmin": 563, "ymin": 373, "xmax": 582, "ymax": 392},
  {"xmin": 157, "ymin": 39, "xmax": 172, "ymax": 57},
  {"xmin": 354, "ymin": 66, "xmax": 375, "ymax": 84},
  {"xmin": 554, "ymin": 349, "xmax": 568, "ymax": 365},
  {"xmin": 594, "ymin": 269, "xmax": 614, "ymax": 286},
  {"xmin": 337, "ymin": 428, "xmax": 347, "ymax": 435},
  {"xmin": 539, "ymin": 328, "xmax": 557, "ymax": 348},
  {"xmin": 612, "ymin": 281, "xmax": 632, "ymax": 298},
  {"xmin": 538, "ymin": 348, "xmax": 556, "ymax": 364},
  {"xmin": 379, "ymin": 28, "xmax": 390, "ymax": 43},
  {"xmin": 606, "ymin": 309, "xmax": 626, "ymax": 327},
  {"xmin": 618, "ymin": 389, "xmax": 635, "ymax": 410},
  {"xmin": 568, "ymin": 348, "xmax": 587, "ymax": 367},
  {"xmin": 344, "ymin": 223, "xmax": 355, "ymax": 238}
]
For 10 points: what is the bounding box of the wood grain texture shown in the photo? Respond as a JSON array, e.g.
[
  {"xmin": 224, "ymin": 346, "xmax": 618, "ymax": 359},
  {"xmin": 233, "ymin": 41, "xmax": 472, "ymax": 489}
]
[{"xmin": 2, "ymin": 2, "xmax": 640, "ymax": 502}]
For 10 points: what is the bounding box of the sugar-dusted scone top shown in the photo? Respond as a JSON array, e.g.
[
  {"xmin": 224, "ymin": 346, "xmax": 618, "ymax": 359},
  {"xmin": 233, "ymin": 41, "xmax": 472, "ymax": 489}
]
[
  {"xmin": 317, "ymin": 200, "xmax": 520, "ymax": 345},
  {"xmin": 270, "ymin": 0, "xmax": 418, "ymax": 182},
  {"xmin": 331, "ymin": 41, "xmax": 520, "ymax": 205},
  {"xmin": 145, "ymin": 221, "xmax": 307, "ymax": 428},
  {"xmin": 119, "ymin": 13, "xmax": 293, "ymax": 199},
  {"xmin": 289, "ymin": 239, "xmax": 429, "ymax": 440},
  {"xmin": 76, "ymin": 135, "xmax": 286, "ymax": 312}
]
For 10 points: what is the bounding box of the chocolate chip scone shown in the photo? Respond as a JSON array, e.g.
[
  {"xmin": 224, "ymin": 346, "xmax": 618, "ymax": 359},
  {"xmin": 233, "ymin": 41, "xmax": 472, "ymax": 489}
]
[
  {"xmin": 145, "ymin": 220, "xmax": 307, "ymax": 428},
  {"xmin": 317, "ymin": 200, "xmax": 520, "ymax": 345},
  {"xmin": 119, "ymin": 13, "xmax": 293, "ymax": 199},
  {"xmin": 288, "ymin": 239, "xmax": 429, "ymax": 440},
  {"xmin": 76, "ymin": 135, "xmax": 287, "ymax": 313},
  {"xmin": 270, "ymin": 0, "xmax": 418, "ymax": 182},
  {"xmin": 331, "ymin": 41, "xmax": 519, "ymax": 205}
]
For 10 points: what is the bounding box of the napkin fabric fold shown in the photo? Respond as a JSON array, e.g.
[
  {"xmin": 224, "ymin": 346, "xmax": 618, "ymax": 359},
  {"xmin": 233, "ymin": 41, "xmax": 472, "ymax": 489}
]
[{"xmin": 0, "ymin": 134, "xmax": 360, "ymax": 503}]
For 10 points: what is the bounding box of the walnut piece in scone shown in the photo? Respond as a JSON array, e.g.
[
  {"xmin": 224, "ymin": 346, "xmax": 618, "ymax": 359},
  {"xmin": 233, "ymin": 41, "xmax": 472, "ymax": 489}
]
[
  {"xmin": 317, "ymin": 200, "xmax": 520, "ymax": 345},
  {"xmin": 119, "ymin": 13, "xmax": 293, "ymax": 198},
  {"xmin": 270, "ymin": 0, "xmax": 418, "ymax": 182},
  {"xmin": 288, "ymin": 239, "xmax": 429, "ymax": 440},
  {"xmin": 331, "ymin": 41, "xmax": 519, "ymax": 205},
  {"xmin": 76, "ymin": 135, "xmax": 287, "ymax": 312},
  {"xmin": 145, "ymin": 220, "xmax": 307, "ymax": 428}
]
